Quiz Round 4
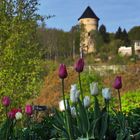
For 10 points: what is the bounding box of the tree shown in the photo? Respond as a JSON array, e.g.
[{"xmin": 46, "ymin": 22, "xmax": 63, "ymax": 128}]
[
  {"xmin": 0, "ymin": 0, "xmax": 45, "ymax": 116},
  {"xmin": 115, "ymin": 27, "xmax": 130, "ymax": 46},
  {"xmin": 128, "ymin": 26, "xmax": 140, "ymax": 41},
  {"xmin": 70, "ymin": 25, "xmax": 80, "ymax": 59},
  {"xmin": 99, "ymin": 24, "xmax": 110, "ymax": 43},
  {"xmin": 115, "ymin": 27, "xmax": 122, "ymax": 39},
  {"xmin": 90, "ymin": 30, "xmax": 104, "ymax": 53},
  {"xmin": 121, "ymin": 29, "xmax": 130, "ymax": 46},
  {"xmin": 37, "ymin": 24, "xmax": 80, "ymax": 61}
]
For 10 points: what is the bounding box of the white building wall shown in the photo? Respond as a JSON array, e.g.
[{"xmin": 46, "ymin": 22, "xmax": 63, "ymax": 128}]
[{"xmin": 118, "ymin": 44, "xmax": 140, "ymax": 56}]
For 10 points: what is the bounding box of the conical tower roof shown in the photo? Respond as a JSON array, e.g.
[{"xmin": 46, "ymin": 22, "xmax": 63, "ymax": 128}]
[{"xmin": 78, "ymin": 6, "xmax": 99, "ymax": 20}]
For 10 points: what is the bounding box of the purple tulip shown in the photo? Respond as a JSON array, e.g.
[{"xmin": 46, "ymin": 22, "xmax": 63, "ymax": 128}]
[
  {"xmin": 74, "ymin": 58, "xmax": 84, "ymax": 73},
  {"xmin": 2, "ymin": 96, "xmax": 10, "ymax": 107},
  {"xmin": 113, "ymin": 76, "xmax": 122, "ymax": 89},
  {"xmin": 59, "ymin": 64, "xmax": 68, "ymax": 79},
  {"xmin": 25, "ymin": 105, "xmax": 33, "ymax": 115},
  {"xmin": 8, "ymin": 111, "xmax": 15, "ymax": 119}
]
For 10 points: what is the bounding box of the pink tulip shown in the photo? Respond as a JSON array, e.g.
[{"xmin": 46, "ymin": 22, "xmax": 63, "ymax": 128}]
[
  {"xmin": 74, "ymin": 58, "xmax": 84, "ymax": 73},
  {"xmin": 113, "ymin": 76, "xmax": 122, "ymax": 89},
  {"xmin": 59, "ymin": 64, "xmax": 68, "ymax": 79},
  {"xmin": 25, "ymin": 105, "xmax": 33, "ymax": 115},
  {"xmin": 2, "ymin": 96, "xmax": 10, "ymax": 107}
]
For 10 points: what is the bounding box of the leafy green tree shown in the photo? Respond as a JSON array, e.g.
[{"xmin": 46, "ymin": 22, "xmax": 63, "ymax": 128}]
[
  {"xmin": 0, "ymin": 0, "xmax": 45, "ymax": 118},
  {"xmin": 90, "ymin": 30, "xmax": 104, "ymax": 53},
  {"xmin": 128, "ymin": 26, "xmax": 140, "ymax": 41}
]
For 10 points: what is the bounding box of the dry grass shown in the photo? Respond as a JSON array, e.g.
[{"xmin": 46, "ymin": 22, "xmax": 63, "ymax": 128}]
[
  {"xmin": 33, "ymin": 68, "xmax": 78, "ymax": 107},
  {"xmin": 33, "ymin": 61, "xmax": 140, "ymax": 107}
]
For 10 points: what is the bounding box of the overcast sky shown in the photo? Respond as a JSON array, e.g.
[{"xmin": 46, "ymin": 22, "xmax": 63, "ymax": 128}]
[{"xmin": 38, "ymin": 0, "xmax": 140, "ymax": 33}]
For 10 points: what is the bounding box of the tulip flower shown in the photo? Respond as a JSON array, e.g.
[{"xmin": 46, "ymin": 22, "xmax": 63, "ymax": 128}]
[
  {"xmin": 2, "ymin": 96, "xmax": 10, "ymax": 107},
  {"xmin": 8, "ymin": 108, "xmax": 22, "ymax": 119},
  {"xmin": 15, "ymin": 112, "xmax": 22, "ymax": 120},
  {"xmin": 8, "ymin": 111, "xmax": 15, "ymax": 119},
  {"xmin": 74, "ymin": 58, "xmax": 84, "ymax": 101},
  {"xmin": 59, "ymin": 64, "xmax": 68, "ymax": 79},
  {"xmin": 102, "ymin": 88, "xmax": 111, "ymax": 100},
  {"xmin": 90, "ymin": 82, "xmax": 98, "ymax": 96},
  {"xmin": 74, "ymin": 58, "xmax": 84, "ymax": 73},
  {"xmin": 113, "ymin": 76, "xmax": 122, "ymax": 111},
  {"xmin": 70, "ymin": 84, "xmax": 80, "ymax": 103},
  {"xmin": 59, "ymin": 100, "xmax": 67, "ymax": 111},
  {"xmin": 83, "ymin": 96, "xmax": 90, "ymax": 108},
  {"xmin": 113, "ymin": 76, "xmax": 122, "ymax": 89},
  {"xmin": 70, "ymin": 106, "xmax": 76, "ymax": 118},
  {"xmin": 25, "ymin": 105, "xmax": 33, "ymax": 116}
]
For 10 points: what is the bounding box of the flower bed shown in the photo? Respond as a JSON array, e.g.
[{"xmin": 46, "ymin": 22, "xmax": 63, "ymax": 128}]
[{"xmin": 0, "ymin": 58, "xmax": 140, "ymax": 140}]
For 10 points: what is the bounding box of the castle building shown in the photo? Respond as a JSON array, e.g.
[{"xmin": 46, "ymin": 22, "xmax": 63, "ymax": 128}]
[{"xmin": 78, "ymin": 6, "xmax": 99, "ymax": 56}]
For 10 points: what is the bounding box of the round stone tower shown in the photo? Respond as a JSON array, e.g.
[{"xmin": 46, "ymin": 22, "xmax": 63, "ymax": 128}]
[{"xmin": 78, "ymin": 6, "xmax": 99, "ymax": 55}]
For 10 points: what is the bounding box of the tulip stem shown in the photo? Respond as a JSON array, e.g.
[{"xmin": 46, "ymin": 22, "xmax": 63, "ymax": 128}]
[
  {"xmin": 78, "ymin": 73, "xmax": 84, "ymax": 102},
  {"xmin": 106, "ymin": 100, "xmax": 110, "ymax": 139},
  {"xmin": 118, "ymin": 89, "xmax": 122, "ymax": 112},
  {"xmin": 5, "ymin": 107, "xmax": 8, "ymax": 140},
  {"xmin": 61, "ymin": 79, "xmax": 67, "ymax": 126},
  {"xmin": 75, "ymin": 104, "xmax": 81, "ymax": 130},
  {"xmin": 61, "ymin": 79, "xmax": 73, "ymax": 140},
  {"xmin": 5, "ymin": 107, "xmax": 8, "ymax": 119},
  {"xmin": 62, "ymin": 79, "xmax": 66, "ymax": 111}
]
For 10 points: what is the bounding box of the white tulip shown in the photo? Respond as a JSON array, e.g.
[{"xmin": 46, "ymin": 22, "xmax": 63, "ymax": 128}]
[
  {"xmin": 59, "ymin": 100, "xmax": 67, "ymax": 111},
  {"xmin": 70, "ymin": 84, "xmax": 80, "ymax": 103},
  {"xmin": 90, "ymin": 82, "xmax": 98, "ymax": 96},
  {"xmin": 83, "ymin": 96, "xmax": 90, "ymax": 108},
  {"xmin": 70, "ymin": 90, "xmax": 80, "ymax": 103},
  {"xmin": 70, "ymin": 106, "xmax": 76, "ymax": 118},
  {"xmin": 70, "ymin": 84, "xmax": 77, "ymax": 91},
  {"xmin": 15, "ymin": 112, "xmax": 22, "ymax": 120},
  {"xmin": 102, "ymin": 88, "xmax": 111, "ymax": 100}
]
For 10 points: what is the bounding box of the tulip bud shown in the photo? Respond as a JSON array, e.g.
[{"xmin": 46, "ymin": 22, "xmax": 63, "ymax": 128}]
[
  {"xmin": 59, "ymin": 100, "xmax": 67, "ymax": 111},
  {"xmin": 113, "ymin": 76, "xmax": 122, "ymax": 89},
  {"xmin": 15, "ymin": 112, "xmax": 22, "ymax": 120},
  {"xmin": 83, "ymin": 96, "xmax": 90, "ymax": 108},
  {"xmin": 2, "ymin": 96, "xmax": 10, "ymax": 107},
  {"xmin": 90, "ymin": 82, "xmax": 98, "ymax": 96},
  {"xmin": 58, "ymin": 64, "xmax": 68, "ymax": 79},
  {"xmin": 25, "ymin": 105, "xmax": 32, "ymax": 116},
  {"xmin": 74, "ymin": 58, "xmax": 84, "ymax": 73},
  {"xmin": 70, "ymin": 106, "xmax": 76, "ymax": 118},
  {"xmin": 70, "ymin": 84, "xmax": 80, "ymax": 103},
  {"xmin": 102, "ymin": 88, "xmax": 111, "ymax": 100},
  {"xmin": 8, "ymin": 111, "xmax": 15, "ymax": 119}
]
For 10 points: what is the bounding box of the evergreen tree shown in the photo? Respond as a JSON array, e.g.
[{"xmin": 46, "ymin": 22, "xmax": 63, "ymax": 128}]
[
  {"xmin": 115, "ymin": 27, "xmax": 122, "ymax": 39},
  {"xmin": 99, "ymin": 24, "xmax": 109, "ymax": 43},
  {"xmin": 122, "ymin": 29, "xmax": 130, "ymax": 46}
]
